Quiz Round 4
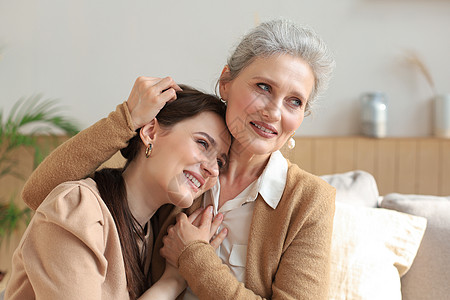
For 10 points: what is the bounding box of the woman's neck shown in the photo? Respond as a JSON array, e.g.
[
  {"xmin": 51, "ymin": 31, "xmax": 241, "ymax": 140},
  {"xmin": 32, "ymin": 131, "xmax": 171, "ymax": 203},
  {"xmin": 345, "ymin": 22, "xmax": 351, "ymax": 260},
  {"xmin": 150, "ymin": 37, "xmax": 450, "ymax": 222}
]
[
  {"xmin": 122, "ymin": 162, "xmax": 163, "ymax": 227},
  {"xmin": 218, "ymin": 143, "xmax": 271, "ymax": 207},
  {"xmin": 225, "ymin": 150, "xmax": 270, "ymax": 181}
]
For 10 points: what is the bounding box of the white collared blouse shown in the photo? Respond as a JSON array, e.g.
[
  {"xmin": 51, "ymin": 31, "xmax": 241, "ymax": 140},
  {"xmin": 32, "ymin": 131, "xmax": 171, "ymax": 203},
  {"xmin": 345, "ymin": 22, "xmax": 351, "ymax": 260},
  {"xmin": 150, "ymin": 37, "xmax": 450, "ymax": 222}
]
[{"xmin": 183, "ymin": 151, "xmax": 288, "ymax": 299}]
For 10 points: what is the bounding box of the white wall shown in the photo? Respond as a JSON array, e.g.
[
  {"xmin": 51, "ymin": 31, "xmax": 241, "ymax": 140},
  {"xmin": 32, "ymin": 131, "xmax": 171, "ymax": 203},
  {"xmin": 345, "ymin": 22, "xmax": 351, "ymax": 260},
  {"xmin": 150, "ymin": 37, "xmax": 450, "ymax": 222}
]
[{"xmin": 1, "ymin": 0, "xmax": 449, "ymax": 136}]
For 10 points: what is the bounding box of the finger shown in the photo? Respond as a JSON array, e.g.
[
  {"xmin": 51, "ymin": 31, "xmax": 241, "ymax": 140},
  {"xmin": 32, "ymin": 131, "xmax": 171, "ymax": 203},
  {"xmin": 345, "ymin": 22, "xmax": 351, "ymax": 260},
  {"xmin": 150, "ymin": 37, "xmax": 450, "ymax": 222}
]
[
  {"xmin": 136, "ymin": 76, "xmax": 163, "ymax": 94},
  {"xmin": 161, "ymin": 235, "xmax": 168, "ymax": 248},
  {"xmin": 209, "ymin": 213, "xmax": 224, "ymax": 238},
  {"xmin": 159, "ymin": 87, "xmax": 177, "ymax": 103},
  {"xmin": 176, "ymin": 212, "xmax": 188, "ymax": 222},
  {"xmin": 159, "ymin": 245, "xmax": 170, "ymax": 260},
  {"xmin": 199, "ymin": 206, "xmax": 214, "ymax": 230},
  {"xmin": 210, "ymin": 228, "xmax": 228, "ymax": 250},
  {"xmin": 154, "ymin": 76, "xmax": 182, "ymax": 93},
  {"xmin": 192, "ymin": 211, "xmax": 203, "ymax": 227},
  {"xmin": 135, "ymin": 76, "xmax": 162, "ymax": 86},
  {"xmin": 188, "ymin": 208, "xmax": 205, "ymax": 223},
  {"xmin": 176, "ymin": 212, "xmax": 190, "ymax": 228}
]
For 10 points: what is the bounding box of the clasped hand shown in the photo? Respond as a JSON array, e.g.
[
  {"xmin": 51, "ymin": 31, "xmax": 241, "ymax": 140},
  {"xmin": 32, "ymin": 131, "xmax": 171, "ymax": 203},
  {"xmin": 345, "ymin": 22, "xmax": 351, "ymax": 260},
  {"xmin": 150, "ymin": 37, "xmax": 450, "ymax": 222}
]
[{"xmin": 160, "ymin": 206, "xmax": 228, "ymax": 267}]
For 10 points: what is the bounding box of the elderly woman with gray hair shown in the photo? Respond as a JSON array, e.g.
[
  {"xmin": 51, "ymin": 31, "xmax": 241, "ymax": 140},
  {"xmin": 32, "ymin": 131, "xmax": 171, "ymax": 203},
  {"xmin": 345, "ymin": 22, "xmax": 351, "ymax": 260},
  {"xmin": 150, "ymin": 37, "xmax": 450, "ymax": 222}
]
[{"xmin": 21, "ymin": 19, "xmax": 336, "ymax": 299}]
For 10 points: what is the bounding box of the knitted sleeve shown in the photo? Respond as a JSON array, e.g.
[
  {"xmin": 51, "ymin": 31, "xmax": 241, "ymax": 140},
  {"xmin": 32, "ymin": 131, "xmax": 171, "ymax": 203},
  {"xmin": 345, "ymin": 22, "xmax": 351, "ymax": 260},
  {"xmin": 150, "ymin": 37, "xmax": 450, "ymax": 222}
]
[
  {"xmin": 22, "ymin": 102, "xmax": 136, "ymax": 210},
  {"xmin": 178, "ymin": 241, "xmax": 266, "ymax": 300}
]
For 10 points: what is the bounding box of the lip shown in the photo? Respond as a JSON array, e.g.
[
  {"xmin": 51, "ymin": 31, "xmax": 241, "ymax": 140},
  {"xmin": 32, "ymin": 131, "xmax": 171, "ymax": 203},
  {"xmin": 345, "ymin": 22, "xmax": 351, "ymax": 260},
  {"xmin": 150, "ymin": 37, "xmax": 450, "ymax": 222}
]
[
  {"xmin": 183, "ymin": 170, "xmax": 205, "ymax": 192},
  {"xmin": 250, "ymin": 121, "xmax": 278, "ymax": 138}
]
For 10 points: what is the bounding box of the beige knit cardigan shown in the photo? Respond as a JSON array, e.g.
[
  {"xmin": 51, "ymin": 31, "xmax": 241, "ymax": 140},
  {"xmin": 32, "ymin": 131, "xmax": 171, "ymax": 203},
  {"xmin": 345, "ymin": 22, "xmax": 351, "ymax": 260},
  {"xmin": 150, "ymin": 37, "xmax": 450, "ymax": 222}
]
[
  {"xmin": 7, "ymin": 179, "xmax": 130, "ymax": 299},
  {"xmin": 22, "ymin": 103, "xmax": 336, "ymax": 299}
]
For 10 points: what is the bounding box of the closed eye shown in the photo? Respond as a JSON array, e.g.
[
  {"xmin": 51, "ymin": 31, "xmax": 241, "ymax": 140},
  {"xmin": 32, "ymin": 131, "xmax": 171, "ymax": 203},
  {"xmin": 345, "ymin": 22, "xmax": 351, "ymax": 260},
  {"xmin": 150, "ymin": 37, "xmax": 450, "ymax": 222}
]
[
  {"xmin": 197, "ymin": 139, "xmax": 209, "ymax": 150},
  {"xmin": 217, "ymin": 159, "xmax": 224, "ymax": 169},
  {"xmin": 217, "ymin": 155, "xmax": 228, "ymax": 171}
]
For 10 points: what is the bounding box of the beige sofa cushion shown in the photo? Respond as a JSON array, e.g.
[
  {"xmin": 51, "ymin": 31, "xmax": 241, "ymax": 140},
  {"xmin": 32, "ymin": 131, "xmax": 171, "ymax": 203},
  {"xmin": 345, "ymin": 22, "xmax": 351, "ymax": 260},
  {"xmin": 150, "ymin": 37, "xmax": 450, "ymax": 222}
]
[
  {"xmin": 321, "ymin": 170, "xmax": 379, "ymax": 208},
  {"xmin": 329, "ymin": 201, "xmax": 427, "ymax": 300},
  {"xmin": 381, "ymin": 193, "xmax": 450, "ymax": 300}
]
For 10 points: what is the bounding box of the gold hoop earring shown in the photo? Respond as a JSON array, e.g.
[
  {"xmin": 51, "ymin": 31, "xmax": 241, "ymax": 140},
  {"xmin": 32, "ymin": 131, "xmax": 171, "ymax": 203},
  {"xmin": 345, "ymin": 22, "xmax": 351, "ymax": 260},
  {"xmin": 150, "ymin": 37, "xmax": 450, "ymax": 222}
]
[
  {"xmin": 288, "ymin": 133, "xmax": 296, "ymax": 150},
  {"xmin": 145, "ymin": 143, "xmax": 153, "ymax": 158}
]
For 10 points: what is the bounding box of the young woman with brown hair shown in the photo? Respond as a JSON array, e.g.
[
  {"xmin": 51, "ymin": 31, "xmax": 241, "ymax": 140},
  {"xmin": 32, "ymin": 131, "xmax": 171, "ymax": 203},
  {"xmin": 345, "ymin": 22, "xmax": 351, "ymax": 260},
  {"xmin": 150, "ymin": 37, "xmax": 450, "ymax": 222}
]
[{"xmin": 5, "ymin": 83, "xmax": 231, "ymax": 299}]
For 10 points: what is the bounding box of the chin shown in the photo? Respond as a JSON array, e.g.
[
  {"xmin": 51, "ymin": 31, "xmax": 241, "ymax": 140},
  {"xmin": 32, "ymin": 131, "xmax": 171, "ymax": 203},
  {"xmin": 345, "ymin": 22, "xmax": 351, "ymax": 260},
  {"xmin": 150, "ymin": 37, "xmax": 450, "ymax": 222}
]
[
  {"xmin": 244, "ymin": 141, "xmax": 278, "ymax": 156},
  {"xmin": 168, "ymin": 191, "xmax": 195, "ymax": 208}
]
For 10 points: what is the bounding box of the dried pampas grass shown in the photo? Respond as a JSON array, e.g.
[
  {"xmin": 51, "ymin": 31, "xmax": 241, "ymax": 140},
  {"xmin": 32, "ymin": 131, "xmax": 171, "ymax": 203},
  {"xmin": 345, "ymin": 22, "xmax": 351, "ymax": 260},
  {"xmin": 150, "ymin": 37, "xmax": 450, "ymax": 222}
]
[{"xmin": 404, "ymin": 50, "xmax": 437, "ymax": 95}]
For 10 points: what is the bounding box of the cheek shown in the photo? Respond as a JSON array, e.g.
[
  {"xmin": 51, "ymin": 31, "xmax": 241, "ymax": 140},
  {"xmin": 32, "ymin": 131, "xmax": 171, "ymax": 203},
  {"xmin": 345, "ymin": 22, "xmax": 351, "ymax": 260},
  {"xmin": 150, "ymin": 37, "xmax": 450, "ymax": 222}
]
[
  {"xmin": 229, "ymin": 85, "xmax": 256, "ymax": 109},
  {"xmin": 227, "ymin": 92, "xmax": 263, "ymax": 124},
  {"xmin": 203, "ymin": 177, "xmax": 218, "ymax": 191},
  {"xmin": 283, "ymin": 113, "xmax": 304, "ymax": 133}
]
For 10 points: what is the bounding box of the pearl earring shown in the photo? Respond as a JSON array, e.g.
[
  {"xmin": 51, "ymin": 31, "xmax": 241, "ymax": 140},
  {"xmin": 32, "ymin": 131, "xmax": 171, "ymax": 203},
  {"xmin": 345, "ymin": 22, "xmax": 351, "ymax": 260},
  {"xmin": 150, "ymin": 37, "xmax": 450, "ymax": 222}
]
[{"xmin": 288, "ymin": 133, "xmax": 296, "ymax": 150}]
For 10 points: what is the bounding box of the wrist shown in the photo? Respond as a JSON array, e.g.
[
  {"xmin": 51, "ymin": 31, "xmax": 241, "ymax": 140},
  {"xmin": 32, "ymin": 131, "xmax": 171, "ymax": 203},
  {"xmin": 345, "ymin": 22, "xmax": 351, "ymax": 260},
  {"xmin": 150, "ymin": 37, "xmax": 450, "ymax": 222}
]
[
  {"xmin": 124, "ymin": 101, "xmax": 140, "ymax": 130},
  {"xmin": 178, "ymin": 240, "xmax": 210, "ymax": 267}
]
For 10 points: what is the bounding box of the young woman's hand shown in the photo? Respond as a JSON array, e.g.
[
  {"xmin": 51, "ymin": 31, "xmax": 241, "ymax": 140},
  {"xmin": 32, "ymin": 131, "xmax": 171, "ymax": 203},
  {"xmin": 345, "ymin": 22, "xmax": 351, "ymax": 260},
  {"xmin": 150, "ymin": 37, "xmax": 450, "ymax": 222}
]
[
  {"xmin": 138, "ymin": 263, "xmax": 186, "ymax": 300},
  {"xmin": 160, "ymin": 206, "xmax": 228, "ymax": 267},
  {"xmin": 126, "ymin": 76, "xmax": 182, "ymax": 130}
]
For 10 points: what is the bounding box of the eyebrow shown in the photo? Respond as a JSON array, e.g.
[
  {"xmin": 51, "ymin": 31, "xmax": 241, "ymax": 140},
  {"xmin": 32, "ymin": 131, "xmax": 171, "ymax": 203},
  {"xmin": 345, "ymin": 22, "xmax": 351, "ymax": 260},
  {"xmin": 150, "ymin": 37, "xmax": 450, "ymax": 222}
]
[
  {"xmin": 196, "ymin": 132, "xmax": 216, "ymax": 147},
  {"xmin": 252, "ymin": 76, "xmax": 307, "ymax": 102},
  {"xmin": 196, "ymin": 132, "xmax": 229, "ymax": 163}
]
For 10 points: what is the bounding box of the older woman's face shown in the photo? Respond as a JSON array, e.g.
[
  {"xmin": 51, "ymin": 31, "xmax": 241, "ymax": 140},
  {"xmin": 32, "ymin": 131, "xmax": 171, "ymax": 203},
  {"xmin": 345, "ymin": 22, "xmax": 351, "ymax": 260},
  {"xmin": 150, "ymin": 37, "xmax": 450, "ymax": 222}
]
[{"xmin": 220, "ymin": 54, "xmax": 315, "ymax": 155}]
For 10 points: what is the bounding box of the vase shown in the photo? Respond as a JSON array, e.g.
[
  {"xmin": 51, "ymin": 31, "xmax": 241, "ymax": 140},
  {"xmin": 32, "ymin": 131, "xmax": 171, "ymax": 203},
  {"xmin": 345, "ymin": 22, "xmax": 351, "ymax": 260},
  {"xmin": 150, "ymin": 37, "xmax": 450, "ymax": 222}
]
[
  {"xmin": 434, "ymin": 94, "xmax": 450, "ymax": 138},
  {"xmin": 360, "ymin": 92, "xmax": 388, "ymax": 138}
]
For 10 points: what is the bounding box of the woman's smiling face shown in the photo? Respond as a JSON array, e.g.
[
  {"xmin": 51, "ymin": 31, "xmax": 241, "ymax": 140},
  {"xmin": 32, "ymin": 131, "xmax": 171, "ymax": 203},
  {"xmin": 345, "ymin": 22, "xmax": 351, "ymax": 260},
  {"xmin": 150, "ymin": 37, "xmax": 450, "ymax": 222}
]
[
  {"xmin": 144, "ymin": 111, "xmax": 231, "ymax": 207},
  {"xmin": 220, "ymin": 54, "xmax": 315, "ymax": 155}
]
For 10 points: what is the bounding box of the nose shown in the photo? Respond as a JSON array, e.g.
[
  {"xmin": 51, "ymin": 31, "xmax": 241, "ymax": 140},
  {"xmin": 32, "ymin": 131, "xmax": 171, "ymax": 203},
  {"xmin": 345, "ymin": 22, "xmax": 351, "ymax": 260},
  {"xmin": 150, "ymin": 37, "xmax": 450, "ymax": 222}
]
[
  {"xmin": 262, "ymin": 97, "xmax": 282, "ymax": 122},
  {"xmin": 201, "ymin": 159, "xmax": 219, "ymax": 178}
]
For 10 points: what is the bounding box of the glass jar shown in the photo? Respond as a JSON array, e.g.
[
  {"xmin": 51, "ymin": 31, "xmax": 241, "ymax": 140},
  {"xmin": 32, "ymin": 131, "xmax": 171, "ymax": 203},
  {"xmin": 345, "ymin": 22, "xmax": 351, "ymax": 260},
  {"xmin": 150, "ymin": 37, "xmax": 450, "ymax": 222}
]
[
  {"xmin": 360, "ymin": 92, "xmax": 388, "ymax": 138},
  {"xmin": 434, "ymin": 94, "xmax": 450, "ymax": 138}
]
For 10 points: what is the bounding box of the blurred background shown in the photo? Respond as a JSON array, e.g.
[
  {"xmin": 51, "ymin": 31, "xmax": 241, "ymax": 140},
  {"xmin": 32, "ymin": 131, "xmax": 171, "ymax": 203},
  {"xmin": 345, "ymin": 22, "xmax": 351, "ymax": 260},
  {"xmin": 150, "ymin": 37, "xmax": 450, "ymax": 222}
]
[
  {"xmin": 1, "ymin": 0, "xmax": 449, "ymax": 137},
  {"xmin": 1, "ymin": 0, "xmax": 450, "ymax": 291}
]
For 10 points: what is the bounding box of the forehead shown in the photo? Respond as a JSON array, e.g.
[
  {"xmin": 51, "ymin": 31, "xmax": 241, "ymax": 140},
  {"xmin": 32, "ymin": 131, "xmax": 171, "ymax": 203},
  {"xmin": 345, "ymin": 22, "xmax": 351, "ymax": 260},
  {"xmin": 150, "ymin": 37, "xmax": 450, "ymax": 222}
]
[
  {"xmin": 240, "ymin": 54, "xmax": 315, "ymax": 99},
  {"xmin": 174, "ymin": 112, "xmax": 230, "ymax": 149}
]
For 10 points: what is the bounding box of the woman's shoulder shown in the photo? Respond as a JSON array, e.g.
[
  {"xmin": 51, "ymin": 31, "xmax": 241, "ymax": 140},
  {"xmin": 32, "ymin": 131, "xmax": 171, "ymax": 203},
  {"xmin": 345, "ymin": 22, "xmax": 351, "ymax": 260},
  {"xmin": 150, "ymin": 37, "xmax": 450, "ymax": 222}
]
[
  {"xmin": 37, "ymin": 178, "xmax": 109, "ymax": 228},
  {"xmin": 285, "ymin": 161, "xmax": 335, "ymax": 195},
  {"xmin": 276, "ymin": 161, "xmax": 336, "ymax": 224}
]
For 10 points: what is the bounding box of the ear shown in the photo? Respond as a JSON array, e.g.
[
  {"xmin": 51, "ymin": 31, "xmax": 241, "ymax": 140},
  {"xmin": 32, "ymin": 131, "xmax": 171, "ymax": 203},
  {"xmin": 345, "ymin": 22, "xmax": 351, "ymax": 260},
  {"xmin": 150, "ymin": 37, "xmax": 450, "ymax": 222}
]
[
  {"xmin": 219, "ymin": 65, "xmax": 231, "ymax": 100},
  {"xmin": 139, "ymin": 119, "xmax": 159, "ymax": 146}
]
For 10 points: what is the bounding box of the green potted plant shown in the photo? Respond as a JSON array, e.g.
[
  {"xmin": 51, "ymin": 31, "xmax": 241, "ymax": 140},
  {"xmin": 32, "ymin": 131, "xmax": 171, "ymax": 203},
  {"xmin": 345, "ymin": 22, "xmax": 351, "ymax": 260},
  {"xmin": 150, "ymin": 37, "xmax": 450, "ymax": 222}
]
[{"xmin": 0, "ymin": 95, "xmax": 79, "ymax": 283}]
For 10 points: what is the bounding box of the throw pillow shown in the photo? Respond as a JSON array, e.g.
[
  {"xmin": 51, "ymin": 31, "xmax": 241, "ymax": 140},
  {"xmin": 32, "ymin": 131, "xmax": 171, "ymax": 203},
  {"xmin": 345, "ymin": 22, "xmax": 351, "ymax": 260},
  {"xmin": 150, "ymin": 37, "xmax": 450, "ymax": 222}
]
[
  {"xmin": 321, "ymin": 170, "xmax": 379, "ymax": 207},
  {"xmin": 329, "ymin": 201, "xmax": 427, "ymax": 300},
  {"xmin": 381, "ymin": 193, "xmax": 450, "ymax": 300}
]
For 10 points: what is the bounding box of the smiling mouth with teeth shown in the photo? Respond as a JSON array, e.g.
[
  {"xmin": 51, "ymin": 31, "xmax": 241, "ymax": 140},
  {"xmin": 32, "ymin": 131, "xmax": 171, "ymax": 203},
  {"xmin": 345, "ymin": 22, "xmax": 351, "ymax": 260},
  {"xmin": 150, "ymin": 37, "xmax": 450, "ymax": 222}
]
[
  {"xmin": 251, "ymin": 122, "xmax": 276, "ymax": 134},
  {"xmin": 184, "ymin": 172, "xmax": 202, "ymax": 188}
]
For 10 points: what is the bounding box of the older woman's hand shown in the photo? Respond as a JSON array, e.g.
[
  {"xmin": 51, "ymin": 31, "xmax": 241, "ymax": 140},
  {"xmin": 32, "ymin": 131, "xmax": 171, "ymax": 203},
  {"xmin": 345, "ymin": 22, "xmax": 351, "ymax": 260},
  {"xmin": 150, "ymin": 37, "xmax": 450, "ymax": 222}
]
[
  {"xmin": 126, "ymin": 76, "xmax": 182, "ymax": 130},
  {"xmin": 160, "ymin": 206, "xmax": 228, "ymax": 267}
]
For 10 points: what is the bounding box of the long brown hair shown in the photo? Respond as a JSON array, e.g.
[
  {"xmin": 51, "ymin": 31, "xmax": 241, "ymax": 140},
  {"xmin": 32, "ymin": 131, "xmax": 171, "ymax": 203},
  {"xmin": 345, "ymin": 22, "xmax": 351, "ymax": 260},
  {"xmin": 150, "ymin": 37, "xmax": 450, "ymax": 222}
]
[{"xmin": 93, "ymin": 85, "xmax": 227, "ymax": 299}]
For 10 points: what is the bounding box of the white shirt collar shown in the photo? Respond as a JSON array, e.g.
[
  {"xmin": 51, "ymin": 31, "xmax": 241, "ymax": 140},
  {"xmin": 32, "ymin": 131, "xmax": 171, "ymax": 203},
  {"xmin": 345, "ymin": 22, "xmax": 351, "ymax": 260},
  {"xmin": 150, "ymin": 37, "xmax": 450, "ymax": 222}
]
[
  {"xmin": 208, "ymin": 150, "xmax": 288, "ymax": 211},
  {"xmin": 258, "ymin": 150, "xmax": 288, "ymax": 209}
]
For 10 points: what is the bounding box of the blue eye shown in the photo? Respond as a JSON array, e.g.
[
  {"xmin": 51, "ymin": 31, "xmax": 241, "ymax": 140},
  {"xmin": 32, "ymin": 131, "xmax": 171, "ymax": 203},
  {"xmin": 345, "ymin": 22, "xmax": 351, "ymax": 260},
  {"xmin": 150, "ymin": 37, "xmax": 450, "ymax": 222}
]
[
  {"xmin": 257, "ymin": 83, "xmax": 270, "ymax": 92},
  {"xmin": 289, "ymin": 98, "xmax": 302, "ymax": 108}
]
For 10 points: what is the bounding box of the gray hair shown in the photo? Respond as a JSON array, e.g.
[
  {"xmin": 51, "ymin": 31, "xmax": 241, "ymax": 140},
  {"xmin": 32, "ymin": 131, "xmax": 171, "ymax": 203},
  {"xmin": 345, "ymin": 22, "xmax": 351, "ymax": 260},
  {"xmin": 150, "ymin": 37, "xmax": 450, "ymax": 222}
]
[{"xmin": 222, "ymin": 19, "xmax": 335, "ymax": 112}]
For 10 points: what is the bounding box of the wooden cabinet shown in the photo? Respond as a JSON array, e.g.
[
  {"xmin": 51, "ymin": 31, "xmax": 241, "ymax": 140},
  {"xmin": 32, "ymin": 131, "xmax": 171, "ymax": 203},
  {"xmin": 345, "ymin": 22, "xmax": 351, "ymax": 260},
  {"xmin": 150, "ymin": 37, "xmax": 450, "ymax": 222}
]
[{"xmin": 281, "ymin": 137, "xmax": 450, "ymax": 196}]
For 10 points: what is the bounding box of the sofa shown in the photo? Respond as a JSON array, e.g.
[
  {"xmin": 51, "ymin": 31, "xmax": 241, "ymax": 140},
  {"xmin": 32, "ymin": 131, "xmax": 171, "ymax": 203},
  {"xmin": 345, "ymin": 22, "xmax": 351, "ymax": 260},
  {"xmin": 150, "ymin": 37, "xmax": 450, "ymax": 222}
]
[
  {"xmin": 1, "ymin": 170, "xmax": 448, "ymax": 300},
  {"xmin": 323, "ymin": 170, "xmax": 450, "ymax": 300}
]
